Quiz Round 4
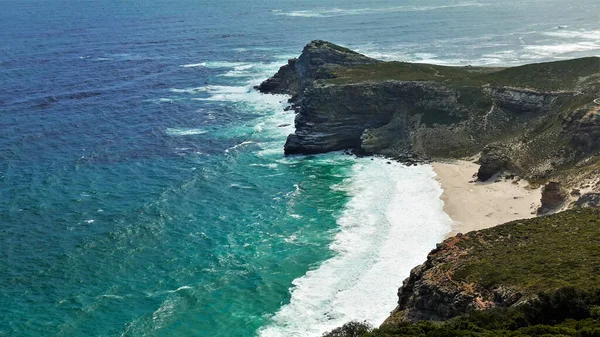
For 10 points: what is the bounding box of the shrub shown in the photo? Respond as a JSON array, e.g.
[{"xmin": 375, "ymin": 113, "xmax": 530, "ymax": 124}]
[{"xmin": 322, "ymin": 321, "xmax": 372, "ymax": 337}]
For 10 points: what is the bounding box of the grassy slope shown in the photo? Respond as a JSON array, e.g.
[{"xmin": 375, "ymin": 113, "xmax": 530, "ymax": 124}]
[
  {"xmin": 327, "ymin": 57, "xmax": 600, "ymax": 92},
  {"xmin": 452, "ymin": 209, "xmax": 600, "ymax": 293}
]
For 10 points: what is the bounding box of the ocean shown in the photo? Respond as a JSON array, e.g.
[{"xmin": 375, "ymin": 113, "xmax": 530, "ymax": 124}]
[{"xmin": 1, "ymin": 0, "xmax": 599, "ymax": 336}]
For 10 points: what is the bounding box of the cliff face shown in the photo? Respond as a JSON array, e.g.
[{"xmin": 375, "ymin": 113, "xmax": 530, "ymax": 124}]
[
  {"xmin": 383, "ymin": 209, "xmax": 600, "ymax": 324},
  {"xmin": 259, "ymin": 40, "xmax": 600, "ymax": 180}
]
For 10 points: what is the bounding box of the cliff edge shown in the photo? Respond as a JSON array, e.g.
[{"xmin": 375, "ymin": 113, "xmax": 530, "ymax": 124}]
[
  {"xmin": 259, "ymin": 40, "xmax": 600, "ymax": 183},
  {"xmin": 383, "ymin": 208, "xmax": 600, "ymax": 324}
]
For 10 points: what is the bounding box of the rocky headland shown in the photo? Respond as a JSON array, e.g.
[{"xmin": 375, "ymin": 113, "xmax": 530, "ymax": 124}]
[
  {"xmin": 259, "ymin": 40, "xmax": 600, "ymax": 184},
  {"xmin": 258, "ymin": 41, "xmax": 600, "ymax": 336}
]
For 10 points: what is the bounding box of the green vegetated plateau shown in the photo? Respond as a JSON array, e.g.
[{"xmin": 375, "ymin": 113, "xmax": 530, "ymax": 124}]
[{"xmin": 328, "ymin": 57, "xmax": 600, "ymax": 92}]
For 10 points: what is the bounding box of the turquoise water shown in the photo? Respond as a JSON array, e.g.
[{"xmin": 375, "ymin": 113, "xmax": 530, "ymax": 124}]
[{"xmin": 1, "ymin": 0, "xmax": 599, "ymax": 336}]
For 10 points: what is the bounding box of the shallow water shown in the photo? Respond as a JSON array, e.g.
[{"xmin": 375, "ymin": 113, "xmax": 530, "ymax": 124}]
[{"xmin": 1, "ymin": 0, "xmax": 599, "ymax": 336}]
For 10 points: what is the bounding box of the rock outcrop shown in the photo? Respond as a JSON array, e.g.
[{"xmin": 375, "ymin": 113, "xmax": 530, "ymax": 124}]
[
  {"xmin": 255, "ymin": 59, "xmax": 299, "ymax": 96},
  {"xmin": 574, "ymin": 193, "xmax": 600, "ymax": 208},
  {"xmin": 256, "ymin": 40, "xmax": 378, "ymax": 98},
  {"xmin": 383, "ymin": 233, "xmax": 524, "ymax": 325},
  {"xmin": 383, "ymin": 209, "xmax": 600, "ymax": 324},
  {"xmin": 537, "ymin": 181, "xmax": 567, "ymax": 214},
  {"xmin": 477, "ymin": 143, "xmax": 517, "ymax": 181},
  {"xmin": 259, "ymin": 41, "xmax": 600, "ymax": 181}
]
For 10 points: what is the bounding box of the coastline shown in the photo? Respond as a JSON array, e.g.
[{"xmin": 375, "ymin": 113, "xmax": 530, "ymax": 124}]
[{"xmin": 432, "ymin": 160, "xmax": 541, "ymax": 237}]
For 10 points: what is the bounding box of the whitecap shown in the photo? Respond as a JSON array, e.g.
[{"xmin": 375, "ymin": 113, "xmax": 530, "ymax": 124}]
[
  {"xmin": 250, "ymin": 163, "xmax": 278, "ymax": 169},
  {"xmin": 99, "ymin": 294, "xmax": 124, "ymax": 299},
  {"xmin": 180, "ymin": 62, "xmax": 206, "ymax": 68},
  {"xmin": 156, "ymin": 98, "xmax": 174, "ymax": 103},
  {"xmin": 169, "ymin": 87, "xmax": 209, "ymax": 94},
  {"xmin": 165, "ymin": 128, "xmax": 208, "ymax": 136},
  {"xmin": 225, "ymin": 141, "xmax": 256, "ymax": 153},
  {"xmin": 230, "ymin": 183, "xmax": 253, "ymax": 189},
  {"xmin": 543, "ymin": 29, "xmax": 600, "ymax": 41},
  {"xmin": 524, "ymin": 42, "xmax": 600, "ymax": 56},
  {"xmin": 275, "ymin": 3, "xmax": 484, "ymax": 18}
]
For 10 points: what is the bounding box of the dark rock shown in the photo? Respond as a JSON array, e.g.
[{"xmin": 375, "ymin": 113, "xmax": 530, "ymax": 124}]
[
  {"xmin": 277, "ymin": 123, "xmax": 291, "ymax": 128},
  {"xmin": 383, "ymin": 234, "xmax": 524, "ymax": 325},
  {"xmin": 570, "ymin": 189, "xmax": 581, "ymax": 196},
  {"xmin": 477, "ymin": 143, "xmax": 515, "ymax": 181},
  {"xmin": 295, "ymin": 40, "xmax": 379, "ymax": 93},
  {"xmin": 574, "ymin": 193, "xmax": 600, "ymax": 208},
  {"xmin": 255, "ymin": 58, "xmax": 299, "ymax": 96},
  {"xmin": 256, "ymin": 40, "xmax": 379, "ymax": 99},
  {"xmin": 537, "ymin": 181, "xmax": 567, "ymax": 214},
  {"xmin": 567, "ymin": 106, "xmax": 600, "ymax": 153}
]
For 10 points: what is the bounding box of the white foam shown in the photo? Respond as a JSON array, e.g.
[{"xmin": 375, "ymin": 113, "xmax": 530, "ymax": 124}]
[
  {"xmin": 192, "ymin": 85, "xmax": 290, "ymax": 113},
  {"xmin": 275, "ymin": 2, "xmax": 484, "ymax": 18},
  {"xmin": 259, "ymin": 158, "xmax": 452, "ymax": 337},
  {"xmin": 225, "ymin": 141, "xmax": 256, "ymax": 153},
  {"xmin": 180, "ymin": 62, "xmax": 206, "ymax": 68},
  {"xmin": 172, "ymin": 286, "xmax": 193, "ymax": 293},
  {"xmin": 169, "ymin": 87, "xmax": 209, "ymax": 94},
  {"xmin": 156, "ymin": 98, "xmax": 174, "ymax": 103},
  {"xmin": 180, "ymin": 61, "xmax": 251, "ymax": 69},
  {"xmin": 204, "ymin": 61, "xmax": 249, "ymax": 68},
  {"xmin": 543, "ymin": 29, "xmax": 600, "ymax": 41},
  {"xmin": 165, "ymin": 128, "xmax": 208, "ymax": 136},
  {"xmin": 250, "ymin": 163, "xmax": 278, "ymax": 169},
  {"xmin": 524, "ymin": 42, "xmax": 600, "ymax": 56},
  {"xmin": 221, "ymin": 64, "xmax": 256, "ymax": 77}
]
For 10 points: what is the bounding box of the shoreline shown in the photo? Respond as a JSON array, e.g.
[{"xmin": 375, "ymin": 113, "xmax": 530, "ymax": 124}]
[{"xmin": 431, "ymin": 160, "xmax": 541, "ymax": 237}]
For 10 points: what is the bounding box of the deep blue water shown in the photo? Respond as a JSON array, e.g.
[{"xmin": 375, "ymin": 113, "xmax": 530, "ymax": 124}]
[{"xmin": 1, "ymin": 0, "xmax": 599, "ymax": 336}]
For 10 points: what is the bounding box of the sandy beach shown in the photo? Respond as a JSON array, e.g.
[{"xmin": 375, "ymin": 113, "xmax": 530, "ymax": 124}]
[{"xmin": 432, "ymin": 160, "xmax": 542, "ymax": 237}]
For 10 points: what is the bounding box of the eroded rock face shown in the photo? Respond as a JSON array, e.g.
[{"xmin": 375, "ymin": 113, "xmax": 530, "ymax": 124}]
[
  {"xmin": 477, "ymin": 143, "xmax": 515, "ymax": 181},
  {"xmin": 492, "ymin": 87, "xmax": 558, "ymax": 113},
  {"xmin": 574, "ymin": 193, "xmax": 600, "ymax": 208},
  {"xmin": 284, "ymin": 81, "xmax": 452, "ymax": 155},
  {"xmin": 537, "ymin": 181, "xmax": 567, "ymax": 214},
  {"xmin": 568, "ymin": 106, "xmax": 600, "ymax": 153},
  {"xmin": 383, "ymin": 234, "xmax": 523, "ymax": 324}
]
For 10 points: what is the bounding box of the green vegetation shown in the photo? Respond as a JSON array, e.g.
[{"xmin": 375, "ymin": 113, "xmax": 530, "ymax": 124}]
[
  {"xmin": 484, "ymin": 57, "xmax": 600, "ymax": 91},
  {"xmin": 327, "ymin": 61, "xmax": 487, "ymax": 85},
  {"xmin": 327, "ymin": 57, "xmax": 600, "ymax": 92},
  {"xmin": 311, "ymin": 40, "xmax": 358, "ymax": 55},
  {"xmin": 451, "ymin": 209, "xmax": 600, "ymax": 294},
  {"xmin": 323, "ymin": 288, "xmax": 600, "ymax": 337}
]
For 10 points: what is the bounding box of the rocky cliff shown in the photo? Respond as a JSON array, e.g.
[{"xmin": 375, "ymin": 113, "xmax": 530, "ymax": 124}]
[
  {"xmin": 259, "ymin": 40, "xmax": 600, "ymax": 181},
  {"xmin": 383, "ymin": 208, "xmax": 600, "ymax": 324}
]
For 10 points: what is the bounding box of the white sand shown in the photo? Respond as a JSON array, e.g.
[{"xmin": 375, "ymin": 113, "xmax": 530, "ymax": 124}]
[{"xmin": 432, "ymin": 160, "xmax": 541, "ymax": 237}]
